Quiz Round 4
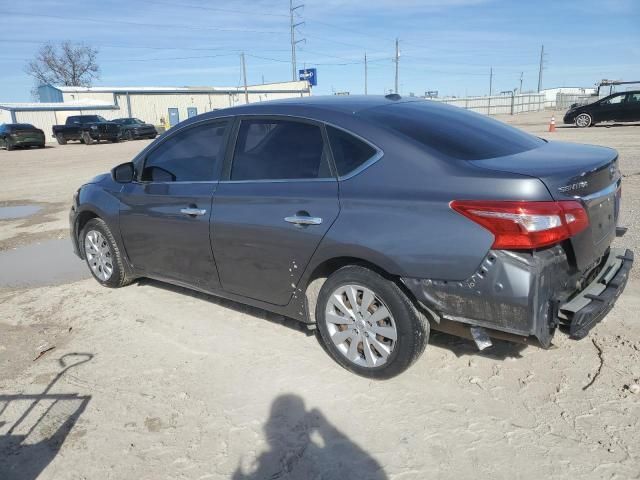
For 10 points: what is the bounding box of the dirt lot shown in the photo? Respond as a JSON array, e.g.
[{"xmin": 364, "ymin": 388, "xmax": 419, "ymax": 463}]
[{"xmin": 1, "ymin": 111, "xmax": 639, "ymax": 479}]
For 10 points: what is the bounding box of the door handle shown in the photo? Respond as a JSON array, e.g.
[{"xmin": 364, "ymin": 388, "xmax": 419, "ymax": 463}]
[
  {"xmin": 180, "ymin": 207, "xmax": 207, "ymax": 216},
  {"xmin": 284, "ymin": 215, "xmax": 323, "ymax": 226}
]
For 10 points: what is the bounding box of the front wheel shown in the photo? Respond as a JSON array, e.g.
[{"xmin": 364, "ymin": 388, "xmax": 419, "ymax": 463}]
[
  {"xmin": 575, "ymin": 113, "xmax": 592, "ymax": 128},
  {"xmin": 55, "ymin": 133, "xmax": 67, "ymax": 145},
  {"xmin": 81, "ymin": 218, "xmax": 132, "ymax": 288},
  {"xmin": 126, "ymin": 130, "xmax": 134, "ymax": 141},
  {"xmin": 82, "ymin": 132, "xmax": 94, "ymax": 145},
  {"xmin": 316, "ymin": 265, "xmax": 429, "ymax": 379}
]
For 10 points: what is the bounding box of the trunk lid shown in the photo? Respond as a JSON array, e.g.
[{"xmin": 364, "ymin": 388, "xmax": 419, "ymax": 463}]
[{"xmin": 472, "ymin": 141, "xmax": 621, "ymax": 272}]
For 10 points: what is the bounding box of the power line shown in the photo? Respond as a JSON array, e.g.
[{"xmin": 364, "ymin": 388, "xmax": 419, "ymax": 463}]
[
  {"xmin": 138, "ymin": 0, "xmax": 290, "ymax": 18},
  {"xmin": 2, "ymin": 11, "xmax": 288, "ymax": 35}
]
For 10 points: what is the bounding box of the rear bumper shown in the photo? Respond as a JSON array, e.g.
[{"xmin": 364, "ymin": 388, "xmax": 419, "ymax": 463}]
[
  {"xmin": 560, "ymin": 248, "xmax": 633, "ymax": 339},
  {"xmin": 402, "ymin": 245, "xmax": 633, "ymax": 345}
]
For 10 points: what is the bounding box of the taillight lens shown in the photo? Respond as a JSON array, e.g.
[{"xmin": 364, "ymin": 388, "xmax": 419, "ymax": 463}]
[{"xmin": 450, "ymin": 200, "xmax": 589, "ymax": 249}]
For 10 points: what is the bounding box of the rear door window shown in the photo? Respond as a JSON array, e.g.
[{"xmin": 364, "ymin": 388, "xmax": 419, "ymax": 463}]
[
  {"xmin": 141, "ymin": 121, "xmax": 228, "ymax": 182},
  {"xmin": 230, "ymin": 119, "xmax": 331, "ymax": 180},
  {"xmin": 326, "ymin": 126, "xmax": 377, "ymax": 177}
]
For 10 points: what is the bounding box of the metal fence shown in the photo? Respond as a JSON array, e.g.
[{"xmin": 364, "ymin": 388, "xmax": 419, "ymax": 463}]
[
  {"xmin": 432, "ymin": 93, "xmax": 545, "ymax": 115},
  {"xmin": 555, "ymin": 93, "xmax": 598, "ymax": 110}
]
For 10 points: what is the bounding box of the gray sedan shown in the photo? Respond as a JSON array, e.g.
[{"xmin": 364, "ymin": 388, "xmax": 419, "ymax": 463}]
[{"xmin": 69, "ymin": 95, "xmax": 633, "ymax": 378}]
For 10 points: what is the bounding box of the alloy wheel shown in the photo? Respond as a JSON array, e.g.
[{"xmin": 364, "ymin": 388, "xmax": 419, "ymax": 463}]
[
  {"xmin": 576, "ymin": 113, "xmax": 591, "ymax": 128},
  {"xmin": 84, "ymin": 230, "xmax": 114, "ymax": 281},
  {"xmin": 324, "ymin": 284, "xmax": 398, "ymax": 368}
]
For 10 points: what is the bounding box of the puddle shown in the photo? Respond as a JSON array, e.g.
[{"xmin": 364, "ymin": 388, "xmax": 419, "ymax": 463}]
[
  {"xmin": 0, "ymin": 205, "xmax": 42, "ymax": 220},
  {"xmin": 0, "ymin": 239, "xmax": 90, "ymax": 288}
]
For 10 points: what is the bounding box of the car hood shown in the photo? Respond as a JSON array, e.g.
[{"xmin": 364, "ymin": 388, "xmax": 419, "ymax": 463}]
[{"xmin": 85, "ymin": 173, "xmax": 111, "ymax": 185}]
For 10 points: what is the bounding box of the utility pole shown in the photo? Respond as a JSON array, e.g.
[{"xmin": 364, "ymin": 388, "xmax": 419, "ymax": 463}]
[
  {"xmin": 489, "ymin": 67, "xmax": 493, "ymax": 96},
  {"xmin": 394, "ymin": 38, "xmax": 400, "ymax": 94},
  {"xmin": 364, "ymin": 52, "xmax": 368, "ymax": 95},
  {"xmin": 241, "ymin": 52, "xmax": 249, "ymax": 104},
  {"xmin": 537, "ymin": 44, "xmax": 544, "ymax": 92},
  {"xmin": 290, "ymin": 0, "xmax": 305, "ymax": 81},
  {"xmin": 519, "ymin": 71, "xmax": 523, "ymax": 93}
]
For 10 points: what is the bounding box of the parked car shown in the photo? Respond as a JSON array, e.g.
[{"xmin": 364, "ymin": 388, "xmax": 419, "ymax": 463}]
[
  {"xmin": 69, "ymin": 96, "xmax": 633, "ymax": 378},
  {"xmin": 0, "ymin": 123, "xmax": 45, "ymax": 150},
  {"xmin": 52, "ymin": 115, "xmax": 120, "ymax": 145},
  {"xmin": 564, "ymin": 90, "xmax": 640, "ymax": 127},
  {"xmin": 112, "ymin": 118, "xmax": 158, "ymax": 140}
]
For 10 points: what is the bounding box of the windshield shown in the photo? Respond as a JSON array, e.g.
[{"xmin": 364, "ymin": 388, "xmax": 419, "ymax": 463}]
[{"xmin": 361, "ymin": 101, "xmax": 544, "ymax": 160}]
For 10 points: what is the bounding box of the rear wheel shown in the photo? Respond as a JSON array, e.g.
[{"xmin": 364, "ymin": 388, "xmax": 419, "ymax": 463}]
[
  {"xmin": 316, "ymin": 265, "xmax": 429, "ymax": 379},
  {"xmin": 81, "ymin": 218, "xmax": 132, "ymax": 288},
  {"xmin": 55, "ymin": 133, "xmax": 67, "ymax": 145},
  {"xmin": 575, "ymin": 113, "xmax": 592, "ymax": 128}
]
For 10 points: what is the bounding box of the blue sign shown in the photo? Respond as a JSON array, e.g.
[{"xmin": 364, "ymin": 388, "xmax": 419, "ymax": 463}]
[{"xmin": 299, "ymin": 68, "xmax": 317, "ymax": 86}]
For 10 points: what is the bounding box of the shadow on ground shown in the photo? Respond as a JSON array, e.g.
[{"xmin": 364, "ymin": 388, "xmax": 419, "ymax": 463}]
[
  {"xmin": 138, "ymin": 278, "xmax": 529, "ymax": 360},
  {"xmin": 232, "ymin": 394, "xmax": 387, "ymax": 480},
  {"xmin": 0, "ymin": 353, "xmax": 93, "ymax": 480}
]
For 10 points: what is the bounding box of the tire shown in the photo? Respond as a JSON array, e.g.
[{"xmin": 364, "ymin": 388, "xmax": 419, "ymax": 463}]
[
  {"xmin": 38, "ymin": 144, "xmax": 45, "ymax": 149},
  {"xmin": 575, "ymin": 113, "xmax": 592, "ymax": 128},
  {"xmin": 126, "ymin": 130, "xmax": 134, "ymax": 141},
  {"xmin": 110, "ymin": 137, "xmax": 120, "ymax": 143},
  {"xmin": 316, "ymin": 265, "xmax": 429, "ymax": 379},
  {"xmin": 80, "ymin": 218, "xmax": 132, "ymax": 288},
  {"xmin": 56, "ymin": 133, "xmax": 67, "ymax": 145},
  {"xmin": 82, "ymin": 132, "xmax": 94, "ymax": 145},
  {"xmin": 6, "ymin": 141, "xmax": 14, "ymax": 151}
]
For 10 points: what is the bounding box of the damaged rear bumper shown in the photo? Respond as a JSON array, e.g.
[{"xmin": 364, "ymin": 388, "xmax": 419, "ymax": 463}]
[
  {"xmin": 402, "ymin": 246, "xmax": 633, "ymax": 345},
  {"xmin": 560, "ymin": 248, "xmax": 633, "ymax": 339}
]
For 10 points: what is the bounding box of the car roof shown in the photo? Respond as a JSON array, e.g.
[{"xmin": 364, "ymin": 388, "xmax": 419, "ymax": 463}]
[{"xmin": 210, "ymin": 95, "xmax": 424, "ymax": 116}]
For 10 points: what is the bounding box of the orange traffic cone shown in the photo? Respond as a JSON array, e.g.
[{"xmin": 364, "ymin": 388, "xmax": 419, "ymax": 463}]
[{"xmin": 548, "ymin": 116, "xmax": 556, "ymax": 132}]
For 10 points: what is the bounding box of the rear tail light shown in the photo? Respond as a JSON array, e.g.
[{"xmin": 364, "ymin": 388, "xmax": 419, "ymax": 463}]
[{"xmin": 450, "ymin": 200, "xmax": 589, "ymax": 249}]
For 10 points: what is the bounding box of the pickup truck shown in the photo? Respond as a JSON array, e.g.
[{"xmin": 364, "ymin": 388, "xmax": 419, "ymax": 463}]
[{"xmin": 52, "ymin": 115, "xmax": 120, "ymax": 145}]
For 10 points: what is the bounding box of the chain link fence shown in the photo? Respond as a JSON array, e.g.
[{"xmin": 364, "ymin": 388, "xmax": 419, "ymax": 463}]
[
  {"xmin": 555, "ymin": 93, "xmax": 598, "ymax": 110},
  {"xmin": 432, "ymin": 93, "xmax": 545, "ymax": 115}
]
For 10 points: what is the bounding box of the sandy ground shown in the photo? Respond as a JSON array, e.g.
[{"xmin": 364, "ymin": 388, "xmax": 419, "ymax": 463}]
[{"xmin": 0, "ymin": 111, "xmax": 639, "ymax": 480}]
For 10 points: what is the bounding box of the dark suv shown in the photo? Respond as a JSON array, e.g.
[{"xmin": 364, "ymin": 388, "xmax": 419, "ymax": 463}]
[
  {"xmin": 564, "ymin": 91, "xmax": 640, "ymax": 127},
  {"xmin": 70, "ymin": 96, "xmax": 633, "ymax": 378}
]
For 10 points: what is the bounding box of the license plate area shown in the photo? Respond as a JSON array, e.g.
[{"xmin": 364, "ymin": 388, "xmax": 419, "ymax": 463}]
[{"xmin": 587, "ymin": 191, "xmax": 616, "ymax": 246}]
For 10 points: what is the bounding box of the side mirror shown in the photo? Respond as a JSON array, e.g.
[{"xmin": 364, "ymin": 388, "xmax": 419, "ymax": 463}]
[{"xmin": 111, "ymin": 162, "xmax": 135, "ymax": 183}]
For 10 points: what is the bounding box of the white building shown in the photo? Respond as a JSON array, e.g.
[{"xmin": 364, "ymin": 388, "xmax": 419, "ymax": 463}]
[{"xmin": 1, "ymin": 81, "xmax": 311, "ymax": 141}]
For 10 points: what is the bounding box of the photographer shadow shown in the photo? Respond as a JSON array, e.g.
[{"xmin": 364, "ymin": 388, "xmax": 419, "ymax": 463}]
[
  {"xmin": 0, "ymin": 353, "xmax": 93, "ymax": 480},
  {"xmin": 233, "ymin": 394, "xmax": 387, "ymax": 480}
]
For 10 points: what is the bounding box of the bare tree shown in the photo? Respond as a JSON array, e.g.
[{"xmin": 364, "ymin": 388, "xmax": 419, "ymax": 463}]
[{"xmin": 26, "ymin": 42, "xmax": 99, "ymax": 92}]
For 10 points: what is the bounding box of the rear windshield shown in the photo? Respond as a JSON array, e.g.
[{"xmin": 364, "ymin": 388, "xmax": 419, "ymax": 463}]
[
  {"xmin": 9, "ymin": 124, "xmax": 36, "ymax": 131},
  {"xmin": 361, "ymin": 101, "xmax": 544, "ymax": 160}
]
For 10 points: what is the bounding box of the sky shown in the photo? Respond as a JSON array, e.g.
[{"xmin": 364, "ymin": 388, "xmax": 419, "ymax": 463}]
[{"xmin": 0, "ymin": 0, "xmax": 638, "ymax": 102}]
